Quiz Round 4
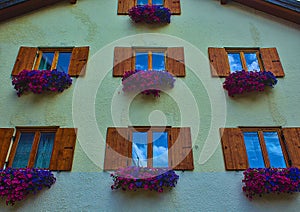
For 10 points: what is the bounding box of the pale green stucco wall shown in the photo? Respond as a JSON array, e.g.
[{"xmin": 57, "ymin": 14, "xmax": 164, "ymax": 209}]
[{"xmin": 0, "ymin": 0, "xmax": 300, "ymax": 211}]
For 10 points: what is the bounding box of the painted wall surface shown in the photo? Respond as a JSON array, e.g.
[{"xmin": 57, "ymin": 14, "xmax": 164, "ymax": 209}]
[{"xmin": 0, "ymin": 0, "xmax": 300, "ymax": 211}]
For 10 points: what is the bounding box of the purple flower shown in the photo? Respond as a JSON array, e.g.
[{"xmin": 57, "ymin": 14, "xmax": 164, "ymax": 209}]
[{"xmin": 128, "ymin": 5, "xmax": 171, "ymax": 24}]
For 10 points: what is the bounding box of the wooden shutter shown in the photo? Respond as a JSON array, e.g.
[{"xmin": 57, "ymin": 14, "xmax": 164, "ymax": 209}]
[
  {"xmin": 220, "ymin": 128, "xmax": 248, "ymax": 170},
  {"xmin": 166, "ymin": 47, "xmax": 185, "ymax": 77},
  {"xmin": 164, "ymin": 0, "xmax": 181, "ymax": 15},
  {"xmin": 208, "ymin": 47, "xmax": 230, "ymax": 77},
  {"xmin": 260, "ymin": 48, "xmax": 285, "ymax": 77},
  {"xmin": 113, "ymin": 47, "xmax": 133, "ymax": 77},
  {"xmin": 169, "ymin": 127, "xmax": 194, "ymax": 170},
  {"xmin": 50, "ymin": 128, "xmax": 77, "ymax": 171},
  {"xmin": 68, "ymin": 46, "xmax": 89, "ymax": 77},
  {"xmin": 0, "ymin": 128, "xmax": 14, "ymax": 169},
  {"xmin": 11, "ymin": 46, "xmax": 37, "ymax": 76},
  {"xmin": 282, "ymin": 128, "xmax": 300, "ymax": 168},
  {"xmin": 104, "ymin": 127, "xmax": 131, "ymax": 170},
  {"xmin": 118, "ymin": 0, "xmax": 135, "ymax": 15}
]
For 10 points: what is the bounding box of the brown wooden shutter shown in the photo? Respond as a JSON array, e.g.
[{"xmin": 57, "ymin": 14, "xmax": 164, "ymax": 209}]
[
  {"xmin": 208, "ymin": 47, "xmax": 230, "ymax": 77},
  {"xmin": 282, "ymin": 128, "xmax": 300, "ymax": 168},
  {"xmin": 220, "ymin": 128, "xmax": 248, "ymax": 170},
  {"xmin": 104, "ymin": 127, "xmax": 131, "ymax": 170},
  {"xmin": 11, "ymin": 46, "xmax": 37, "ymax": 76},
  {"xmin": 169, "ymin": 127, "xmax": 194, "ymax": 170},
  {"xmin": 50, "ymin": 128, "xmax": 77, "ymax": 171},
  {"xmin": 260, "ymin": 48, "xmax": 285, "ymax": 77},
  {"xmin": 68, "ymin": 46, "xmax": 89, "ymax": 77},
  {"xmin": 166, "ymin": 47, "xmax": 185, "ymax": 77},
  {"xmin": 0, "ymin": 128, "xmax": 14, "ymax": 169},
  {"xmin": 113, "ymin": 47, "xmax": 133, "ymax": 77},
  {"xmin": 164, "ymin": 0, "xmax": 181, "ymax": 15},
  {"xmin": 118, "ymin": 0, "xmax": 135, "ymax": 15}
]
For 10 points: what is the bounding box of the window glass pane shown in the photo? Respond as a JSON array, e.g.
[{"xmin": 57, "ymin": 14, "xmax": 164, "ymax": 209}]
[
  {"xmin": 263, "ymin": 132, "xmax": 286, "ymax": 168},
  {"xmin": 152, "ymin": 52, "xmax": 165, "ymax": 71},
  {"xmin": 12, "ymin": 132, "xmax": 35, "ymax": 168},
  {"xmin": 244, "ymin": 53, "xmax": 260, "ymax": 71},
  {"xmin": 38, "ymin": 52, "xmax": 54, "ymax": 70},
  {"xmin": 56, "ymin": 52, "xmax": 72, "ymax": 74},
  {"xmin": 228, "ymin": 53, "xmax": 243, "ymax": 72},
  {"xmin": 152, "ymin": 0, "xmax": 163, "ymax": 5},
  {"xmin": 137, "ymin": 0, "xmax": 148, "ymax": 5},
  {"xmin": 132, "ymin": 132, "xmax": 148, "ymax": 167},
  {"xmin": 135, "ymin": 52, "xmax": 148, "ymax": 70},
  {"xmin": 34, "ymin": 132, "xmax": 55, "ymax": 168},
  {"xmin": 243, "ymin": 132, "xmax": 265, "ymax": 168},
  {"xmin": 153, "ymin": 132, "xmax": 168, "ymax": 167}
]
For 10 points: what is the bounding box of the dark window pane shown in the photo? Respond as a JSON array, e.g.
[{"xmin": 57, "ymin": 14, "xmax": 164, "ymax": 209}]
[
  {"xmin": 137, "ymin": 0, "xmax": 148, "ymax": 5},
  {"xmin": 153, "ymin": 132, "xmax": 168, "ymax": 167},
  {"xmin": 228, "ymin": 53, "xmax": 243, "ymax": 72},
  {"xmin": 56, "ymin": 52, "xmax": 72, "ymax": 74},
  {"xmin": 244, "ymin": 53, "xmax": 260, "ymax": 71},
  {"xmin": 12, "ymin": 132, "xmax": 35, "ymax": 168},
  {"xmin": 135, "ymin": 52, "xmax": 148, "ymax": 70},
  {"xmin": 263, "ymin": 132, "xmax": 286, "ymax": 168},
  {"xmin": 38, "ymin": 52, "xmax": 54, "ymax": 70},
  {"xmin": 152, "ymin": 52, "xmax": 165, "ymax": 71},
  {"xmin": 132, "ymin": 132, "xmax": 148, "ymax": 167},
  {"xmin": 243, "ymin": 132, "xmax": 265, "ymax": 168},
  {"xmin": 153, "ymin": 0, "xmax": 163, "ymax": 5},
  {"xmin": 34, "ymin": 132, "xmax": 55, "ymax": 168}
]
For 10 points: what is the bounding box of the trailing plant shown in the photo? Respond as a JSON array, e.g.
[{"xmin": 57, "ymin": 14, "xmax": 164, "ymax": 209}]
[
  {"xmin": 0, "ymin": 168, "xmax": 56, "ymax": 205},
  {"xmin": 122, "ymin": 70, "xmax": 175, "ymax": 97},
  {"xmin": 128, "ymin": 5, "xmax": 171, "ymax": 24},
  {"xmin": 223, "ymin": 70, "xmax": 277, "ymax": 97},
  {"xmin": 242, "ymin": 167, "xmax": 300, "ymax": 200},
  {"xmin": 111, "ymin": 166, "xmax": 179, "ymax": 192},
  {"xmin": 12, "ymin": 69, "xmax": 72, "ymax": 97}
]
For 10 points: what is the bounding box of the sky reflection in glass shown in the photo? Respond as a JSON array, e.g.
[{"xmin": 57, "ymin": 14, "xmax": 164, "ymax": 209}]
[
  {"xmin": 137, "ymin": 0, "xmax": 148, "ymax": 5},
  {"xmin": 228, "ymin": 53, "xmax": 243, "ymax": 72},
  {"xmin": 152, "ymin": 52, "xmax": 165, "ymax": 70},
  {"xmin": 263, "ymin": 132, "xmax": 286, "ymax": 168},
  {"xmin": 56, "ymin": 52, "xmax": 71, "ymax": 73},
  {"xmin": 152, "ymin": 0, "xmax": 163, "ymax": 5},
  {"xmin": 132, "ymin": 132, "xmax": 148, "ymax": 167},
  {"xmin": 135, "ymin": 52, "xmax": 148, "ymax": 70},
  {"xmin": 153, "ymin": 132, "xmax": 168, "ymax": 167},
  {"xmin": 12, "ymin": 132, "xmax": 35, "ymax": 168},
  {"xmin": 34, "ymin": 132, "xmax": 55, "ymax": 168},
  {"xmin": 243, "ymin": 132, "xmax": 265, "ymax": 168},
  {"xmin": 244, "ymin": 53, "xmax": 260, "ymax": 71},
  {"xmin": 39, "ymin": 52, "xmax": 54, "ymax": 70}
]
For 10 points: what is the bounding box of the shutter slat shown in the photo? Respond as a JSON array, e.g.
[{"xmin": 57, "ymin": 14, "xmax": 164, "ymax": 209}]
[
  {"xmin": 260, "ymin": 48, "xmax": 285, "ymax": 77},
  {"xmin": 12, "ymin": 47, "xmax": 37, "ymax": 76},
  {"xmin": 68, "ymin": 46, "xmax": 89, "ymax": 77},
  {"xmin": 113, "ymin": 47, "xmax": 133, "ymax": 77},
  {"xmin": 104, "ymin": 127, "xmax": 130, "ymax": 170},
  {"xmin": 0, "ymin": 128, "xmax": 14, "ymax": 169},
  {"xmin": 208, "ymin": 47, "xmax": 230, "ymax": 77},
  {"xmin": 164, "ymin": 0, "xmax": 181, "ymax": 15},
  {"xmin": 282, "ymin": 128, "xmax": 300, "ymax": 168},
  {"xmin": 50, "ymin": 128, "xmax": 77, "ymax": 171},
  {"xmin": 220, "ymin": 128, "xmax": 248, "ymax": 170},
  {"xmin": 118, "ymin": 0, "xmax": 135, "ymax": 15},
  {"xmin": 166, "ymin": 47, "xmax": 185, "ymax": 77},
  {"xmin": 170, "ymin": 127, "xmax": 194, "ymax": 170}
]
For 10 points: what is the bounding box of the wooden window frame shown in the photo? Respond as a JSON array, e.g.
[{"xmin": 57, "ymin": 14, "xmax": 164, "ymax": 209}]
[
  {"xmin": 133, "ymin": 48, "xmax": 167, "ymax": 70},
  {"xmin": 8, "ymin": 126, "xmax": 59, "ymax": 168}
]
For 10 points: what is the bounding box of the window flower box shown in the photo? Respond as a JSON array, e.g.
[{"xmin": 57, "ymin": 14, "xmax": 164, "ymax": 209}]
[
  {"xmin": 122, "ymin": 70, "xmax": 175, "ymax": 97},
  {"xmin": 12, "ymin": 69, "xmax": 72, "ymax": 97},
  {"xmin": 0, "ymin": 168, "xmax": 56, "ymax": 205},
  {"xmin": 111, "ymin": 166, "xmax": 179, "ymax": 192},
  {"xmin": 242, "ymin": 168, "xmax": 300, "ymax": 200},
  {"xmin": 223, "ymin": 70, "xmax": 277, "ymax": 97},
  {"xmin": 128, "ymin": 5, "xmax": 171, "ymax": 24}
]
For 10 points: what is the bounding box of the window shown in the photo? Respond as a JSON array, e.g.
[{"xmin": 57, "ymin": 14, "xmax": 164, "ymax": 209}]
[
  {"xmin": 220, "ymin": 127, "xmax": 300, "ymax": 170},
  {"xmin": 12, "ymin": 46, "xmax": 89, "ymax": 77},
  {"xmin": 104, "ymin": 127, "xmax": 194, "ymax": 170},
  {"xmin": 113, "ymin": 47, "xmax": 185, "ymax": 77},
  {"xmin": 208, "ymin": 47, "xmax": 285, "ymax": 77},
  {"xmin": 117, "ymin": 0, "xmax": 181, "ymax": 15},
  {"xmin": 0, "ymin": 127, "xmax": 77, "ymax": 171}
]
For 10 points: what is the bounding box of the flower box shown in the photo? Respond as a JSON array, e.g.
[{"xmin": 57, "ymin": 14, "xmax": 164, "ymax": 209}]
[
  {"xmin": 128, "ymin": 5, "xmax": 171, "ymax": 24},
  {"xmin": 111, "ymin": 166, "xmax": 179, "ymax": 192},
  {"xmin": 12, "ymin": 69, "xmax": 72, "ymax": 97},
  {"xmin": 0, "ymin": 168, "xmax": 56, "ymax": 205},
  {"xmin": 223, "ymin": 70, "xmax": 277, "ymax": 97},
  {"xmin": 242, "ymin": 168, "xmax": 300, "ymax": 199},
  {"xmin": 122, "ymin": 70, "xmax": 175, "ymax": 97}
]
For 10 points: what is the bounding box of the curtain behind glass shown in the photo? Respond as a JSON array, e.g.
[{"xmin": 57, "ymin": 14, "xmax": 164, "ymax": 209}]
[
  {"xmin": 34, "ymin": 132, "xmax": 55, "ymax": 168},
  {"xmin": 12, "ymin": 132, "xmax": 35, "ymax": 168}
]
